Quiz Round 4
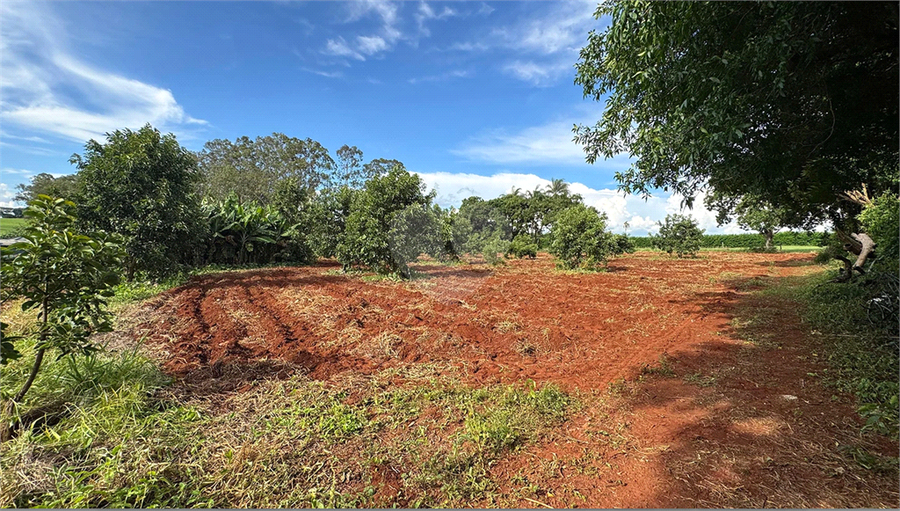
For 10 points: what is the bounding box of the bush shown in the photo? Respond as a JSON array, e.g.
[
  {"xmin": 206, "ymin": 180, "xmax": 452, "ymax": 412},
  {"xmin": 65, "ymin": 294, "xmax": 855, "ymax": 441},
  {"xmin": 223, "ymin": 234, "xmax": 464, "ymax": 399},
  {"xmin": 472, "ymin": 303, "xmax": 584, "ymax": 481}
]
[
  {"xmin": 482, "ymin": 237, "xmax": 510, "ymax": 266},
  {"xmin": 337, "ymin": 167, "xmax": 439, "ymax": 278},
  {"xmin": 549, "ymin": 205, "xmax": 627, "ymax": 270},
  {"xmin": 651, "ymin": 214, "xmax": 704, "ymax": 257},
  {"xmin": 72, "ymin": 124, "xmax": 203, "ymax": 279},
  {"xmin": 858, "ymin": 192, "xmax": 899, "ymax": 272},
  {"xmin": 507, "ymin": 234, "xmax": 538, "ymax": 259}
]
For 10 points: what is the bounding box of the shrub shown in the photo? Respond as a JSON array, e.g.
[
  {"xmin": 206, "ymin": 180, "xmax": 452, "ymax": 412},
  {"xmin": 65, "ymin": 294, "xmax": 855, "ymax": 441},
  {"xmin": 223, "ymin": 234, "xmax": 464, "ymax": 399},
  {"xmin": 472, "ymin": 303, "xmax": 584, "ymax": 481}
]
[
  {"xmin": 507, "ymin": 234, "xmax": 537, "ymax": 259},
  {"xmin": 651, "ymin": 214, "xmax": 704, "ymax": 257},
  {"xmin": 0, "ymin": 196, "xmax": 124, "ymax": 404},
  {"xmin": 549, "ymin": 205, "xmax": 627, "ymax": 270},
  {"xmin": 858, "ymin": 192, "xmax": 899, "ymax": 272},
  {"xmin": 72, "ymin": 124, "xmax": 203, "ymax": 279},
  {"xmin": 482, "ymin": 236, "xmax": 510, "ymax": 266},
  {"xmin": 336, "ymin": 167, "xmax": 439, "ymax": 278}
]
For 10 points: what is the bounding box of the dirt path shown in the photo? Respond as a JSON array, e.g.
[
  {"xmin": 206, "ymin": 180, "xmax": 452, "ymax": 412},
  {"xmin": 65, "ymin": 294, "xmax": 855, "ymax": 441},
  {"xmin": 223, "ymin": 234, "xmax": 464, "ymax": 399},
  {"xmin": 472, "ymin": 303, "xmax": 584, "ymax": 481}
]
[{"xmin": 123, "ymin": 252, "xmax": 898, "ymax": 507}]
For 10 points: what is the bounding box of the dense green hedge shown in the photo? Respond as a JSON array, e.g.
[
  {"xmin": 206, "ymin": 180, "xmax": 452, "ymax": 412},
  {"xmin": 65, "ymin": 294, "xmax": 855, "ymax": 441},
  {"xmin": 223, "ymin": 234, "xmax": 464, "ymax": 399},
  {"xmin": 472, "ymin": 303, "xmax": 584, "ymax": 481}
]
[{"xmin": 631, "ymin": 231, "xmax": 831, "ymax": 249}]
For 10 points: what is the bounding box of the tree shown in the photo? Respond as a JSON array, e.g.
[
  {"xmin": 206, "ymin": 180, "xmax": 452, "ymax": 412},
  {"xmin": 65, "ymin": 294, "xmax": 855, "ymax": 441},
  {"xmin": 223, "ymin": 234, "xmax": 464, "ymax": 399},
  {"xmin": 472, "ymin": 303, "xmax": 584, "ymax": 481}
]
[
  {"xmin": 652, "ymin": 214, "xmax": 704, "ymax": 258},
  {"xmin": 0, "ymin": 196, "xmax": 124, "ymax": 406},
  {"xmin": 549, "ymin": 204, "xmax": 628, "ymax": 270},
  {"xmin": 197, "ymin": 133, "xmax": 335, "ymax": 204},
  {"xmin": 335, "ymin": 145, "xmax": 365, "ymax": 188},
  {"xmin": 574, "ymin": 1, "xmax": 898, "ymax": 270},
  {"xmin": 705, "ymin": 192, "xmax": 791, "ymax": 250},
  {"xmin": 14, "ymin": 173, "xmax": 79, "ymax": 203},
  {"xmin": 336, "ymin": 166, "xmax": 439, "ymax": 278},
  {"xmin": 72, "ymin": 124, "xmax": 204, "ymax": 279}
]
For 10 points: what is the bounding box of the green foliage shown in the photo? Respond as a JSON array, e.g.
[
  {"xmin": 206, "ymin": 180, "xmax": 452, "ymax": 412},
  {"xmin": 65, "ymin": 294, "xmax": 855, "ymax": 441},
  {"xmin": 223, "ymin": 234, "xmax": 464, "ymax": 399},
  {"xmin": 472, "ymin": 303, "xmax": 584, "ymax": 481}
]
[
  {"xmin": 651, "ymin": 214, "xmax": 704, "ymax": 257},
  {"xmin": 72, "ymin": 124, "xmax": 204, "ymax": 279},
  {"xmin": 797, "ymin": 273, "xmax": 898, "ymax": 437},
  {"xmin": 337, "ymin": 167, "xmax": 438, "ymax": 278},
  {"xmin": 858, "ymin": 192, "xmax": 899, "ymax": 271},
  {"xmin": 201, "ymin": 194, "xmax": 301, "ymax": 266},
  {"xmin": 14, "ymin": 173, "xmax": 79, "ymax": 204},
  {"xmin": 482, "ymin": 236, "xmax": 510, "ymax": 266},
  {"xmin": 456, "ymin": 197, "xmax": 510, "ymax": 255},
  {"xmin": 305, "ymin": 186, "xmax": 358, "ymax": 258},
  {"xmin": 0, "ymin": 196, "xmax": 124, "ymax": 401},
  {"xmin": 632, "ymin": 232, "xmax": 831, "ymax": 249},
  {"xmin": 575, "ymin": 1, "xmax": 898, "ymax": 232},
  {"xmin": 197, "ymin": 133, "xmax": 336, "ymax": 205},
  {"xmin": 549, "ymin": 204, "xmax": 628, "ymax": 270},
  {"xmin": 507, "ymin": 234, "xmax": 537, "ymax": 259}
]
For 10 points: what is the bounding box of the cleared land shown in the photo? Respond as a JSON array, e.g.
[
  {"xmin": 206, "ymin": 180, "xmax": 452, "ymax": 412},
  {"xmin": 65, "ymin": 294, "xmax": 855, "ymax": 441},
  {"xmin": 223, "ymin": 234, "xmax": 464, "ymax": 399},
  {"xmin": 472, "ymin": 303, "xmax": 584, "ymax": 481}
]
[{"xmin": 82, "ymin": 251, "xmax": 897, "ymax": 508}]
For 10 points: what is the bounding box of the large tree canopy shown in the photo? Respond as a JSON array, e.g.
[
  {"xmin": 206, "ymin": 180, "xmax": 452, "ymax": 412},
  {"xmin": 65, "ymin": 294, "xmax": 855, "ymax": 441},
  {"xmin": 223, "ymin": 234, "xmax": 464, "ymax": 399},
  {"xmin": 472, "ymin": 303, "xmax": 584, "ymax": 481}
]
[
  {"xmin": 574, "ymin": 1, "xmax": 898, "ymax": 229},
  {"xmin": 197, "ymin": 133, "xmax": 336, "ymax": 204}
]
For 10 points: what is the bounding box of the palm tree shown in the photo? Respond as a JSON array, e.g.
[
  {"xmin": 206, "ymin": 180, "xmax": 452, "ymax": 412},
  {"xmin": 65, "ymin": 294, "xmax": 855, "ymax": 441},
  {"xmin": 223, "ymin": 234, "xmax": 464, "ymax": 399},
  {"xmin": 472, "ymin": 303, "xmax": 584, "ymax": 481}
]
[{"xmin": 547, "ymin": 178, "xmax": 569, "ymax": 197}]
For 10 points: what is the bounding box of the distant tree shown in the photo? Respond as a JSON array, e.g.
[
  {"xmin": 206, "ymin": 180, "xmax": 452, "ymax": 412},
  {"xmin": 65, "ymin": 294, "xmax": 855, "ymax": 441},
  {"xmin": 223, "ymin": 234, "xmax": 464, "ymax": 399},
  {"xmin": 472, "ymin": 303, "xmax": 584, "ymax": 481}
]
[
  {"xmin": 335, "ymin": 145, "xmax": 365, "ymax": 188},
  {"xmin": 362, "ymin": 158, "xmax": 405, "ymax": 181},
  {"xmin": 197, "ymin": 133, "xmax": 335, "ymax": 204},
  {"xmin": 0, "ymin": 196, "xmax": 124, "ymax": 407},
  {"xmin": 71, "ymin": 124, "xmax": 204, "ymax": 279},
  {"xmin": 550, "ymin": 204, "xmax": 628, "ymax": 270},
  {"xmin": 14, "ymin": 173, "xmax": 79, "ymax": 203},
  {"xmin": 547, "ymin": 178, "xmax": 570, "ymax": 197},
  {"xmin": 306, "ymin": 186, "xmax": 358, "ymax": 258},
  {"xmin": 706, "ymin": 192, "xmax": 792, "ymax": 250},
  {"xmin": 457, "ymin": 197, "xmax": 511, "ymax": 254},
  {"xmin": 651, "ymin": 214, "xmax": 704, "ymax": 257},
  {"xmin": 336, "ymin": 166, "xmax": 439, "ymax": 278}
]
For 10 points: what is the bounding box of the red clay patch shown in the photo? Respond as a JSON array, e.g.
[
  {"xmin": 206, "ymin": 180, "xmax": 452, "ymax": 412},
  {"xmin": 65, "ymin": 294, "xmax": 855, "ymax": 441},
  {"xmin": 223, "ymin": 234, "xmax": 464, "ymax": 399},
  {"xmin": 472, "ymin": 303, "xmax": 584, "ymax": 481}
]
[{"xmin": 128, "ymin": 252, "xmax": 899, "ymax": 507}]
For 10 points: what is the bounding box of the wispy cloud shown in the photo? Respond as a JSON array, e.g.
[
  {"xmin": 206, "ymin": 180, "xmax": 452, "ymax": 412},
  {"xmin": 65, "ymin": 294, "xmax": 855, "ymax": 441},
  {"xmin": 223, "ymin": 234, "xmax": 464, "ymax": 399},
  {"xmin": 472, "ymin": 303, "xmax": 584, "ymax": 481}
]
[
  {"xmin": 301, "ymin": 67, "xmax": 343, "ymax": 79},
  {"xmin": 408, "ymin": 69, "xmax": 469, "ymax": 85},
  {"xmin": 445, "ymin": 0, "xmax": 598, "ymax": 86},
  {"xmin": 0, "ymin": 1, "xmax": 205, "ymax": 144},
  {"xmin": 502, "ymin": 60, "xmax": 573, "ymax": 87},
  {"xmin": 453, "ymin": 118, "xmax": 601, "ymax": 166},
  {"xmin": 323, "ymin": 37, "xmax": 366, "ymax": 61}
]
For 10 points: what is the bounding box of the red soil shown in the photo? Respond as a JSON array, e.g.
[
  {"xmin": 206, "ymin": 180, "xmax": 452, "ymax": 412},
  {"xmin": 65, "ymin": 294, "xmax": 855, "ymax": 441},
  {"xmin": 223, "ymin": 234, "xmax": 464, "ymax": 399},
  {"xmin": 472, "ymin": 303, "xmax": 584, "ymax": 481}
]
[{"xmin": 131, "ymin": 252, "xmax": 899, "ymax": 507}]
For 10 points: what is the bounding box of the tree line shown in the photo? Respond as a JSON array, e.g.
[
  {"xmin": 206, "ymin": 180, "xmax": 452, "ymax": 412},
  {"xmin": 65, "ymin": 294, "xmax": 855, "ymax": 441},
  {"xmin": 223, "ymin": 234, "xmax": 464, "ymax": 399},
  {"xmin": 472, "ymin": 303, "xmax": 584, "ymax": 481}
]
[{"xmin": 13, "ymin": 126, "xmax": 642, "ymax": 282}]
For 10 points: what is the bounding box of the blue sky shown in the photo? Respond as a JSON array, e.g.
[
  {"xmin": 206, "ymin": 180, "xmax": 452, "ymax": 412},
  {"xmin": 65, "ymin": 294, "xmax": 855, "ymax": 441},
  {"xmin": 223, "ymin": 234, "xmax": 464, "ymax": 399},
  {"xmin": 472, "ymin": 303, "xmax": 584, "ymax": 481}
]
[{"xmin": 0, "ymin": 0, "xmax": 745, "ymax": 235}]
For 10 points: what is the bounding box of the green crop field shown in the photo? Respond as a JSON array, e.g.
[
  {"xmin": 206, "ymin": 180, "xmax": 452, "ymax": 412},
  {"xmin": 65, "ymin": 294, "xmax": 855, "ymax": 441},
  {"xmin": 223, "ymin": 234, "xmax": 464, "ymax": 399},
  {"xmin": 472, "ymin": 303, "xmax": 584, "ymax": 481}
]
[{"xmin": 0, "ymin": 218, "xmax": 27, "ymax": 237}]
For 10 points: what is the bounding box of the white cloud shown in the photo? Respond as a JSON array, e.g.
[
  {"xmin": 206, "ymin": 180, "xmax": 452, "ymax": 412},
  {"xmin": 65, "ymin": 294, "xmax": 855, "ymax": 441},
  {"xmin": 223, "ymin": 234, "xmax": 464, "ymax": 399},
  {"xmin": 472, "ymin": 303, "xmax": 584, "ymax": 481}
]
[
  {"xmin": 445, "ymin": 0, "xmax": 597, "ymax": 86},
  {"xmin": 413, "ymin": 171, "xmax": 752, "ymax": 235},
  {"xmin": 357, "ymin": 35, "xmax": 388, "ymax": 55},
  {"xmin": 1, "ymin": 168, "xmax": 36, "ymax": 176},
  {"xmin": 0, "ymin": 1, "xmax": 206, "ymax": 144},
  {"xmin": 323, "ymin": 37, "xmax": 366, "ymax": 61},
  {"xmin": 454, "ymin": 118, "xmax": 614, "ymax": 166},
  {"xmin": 415, "ymin": 1, "xmax": 457, "ymax": 36},
  {"xmin": 502, "ymin": 60, "xmax": 572, "ymax": 87},
  {"xmin": 0, "ymin": 183, "xmax": 18, "ymax": 208}
]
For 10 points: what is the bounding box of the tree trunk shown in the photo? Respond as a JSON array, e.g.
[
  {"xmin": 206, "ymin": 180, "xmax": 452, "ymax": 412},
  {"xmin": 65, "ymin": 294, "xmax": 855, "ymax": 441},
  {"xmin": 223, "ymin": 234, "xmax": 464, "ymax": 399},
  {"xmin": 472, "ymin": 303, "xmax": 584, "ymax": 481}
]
[
  {"xmin": 12, "ymin": 347, "xmax": 46, "ymax": 404},
  {"xmin": 834, "ymin": 230, "xmax": 877, "ymax": 282},
  {"xmin": 764, "ymin": 231, "xmax": 774, "ymax": 250}
]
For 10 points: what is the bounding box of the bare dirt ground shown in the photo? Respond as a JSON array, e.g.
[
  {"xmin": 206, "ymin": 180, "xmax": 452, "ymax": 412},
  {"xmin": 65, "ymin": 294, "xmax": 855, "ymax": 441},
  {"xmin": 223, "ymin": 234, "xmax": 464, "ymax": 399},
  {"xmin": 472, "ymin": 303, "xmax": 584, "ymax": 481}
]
[{"xmin": 121, "ymin": 251, "xmax": 899, "ymax": 508}]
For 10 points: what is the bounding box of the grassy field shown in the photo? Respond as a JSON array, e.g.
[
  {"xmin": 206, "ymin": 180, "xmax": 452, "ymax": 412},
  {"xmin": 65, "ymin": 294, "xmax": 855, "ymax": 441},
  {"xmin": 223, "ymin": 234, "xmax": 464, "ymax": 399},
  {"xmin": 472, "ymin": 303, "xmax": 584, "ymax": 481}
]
[{"xmin": 0, "ymin": 218, "xmax": 27, "ymax": 237}]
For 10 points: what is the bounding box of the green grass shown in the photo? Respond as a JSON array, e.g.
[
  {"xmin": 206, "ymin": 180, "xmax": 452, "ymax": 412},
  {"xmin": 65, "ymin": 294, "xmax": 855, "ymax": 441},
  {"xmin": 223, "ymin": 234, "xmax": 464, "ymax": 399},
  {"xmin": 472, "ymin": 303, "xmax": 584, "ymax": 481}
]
[
  {"xmin": 734, "ymin": 267, "xmax": 898, "ymax": 437},
  {"xmin": 0, "ymin": 218, "xmax": 27, "ymax": 237}
]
